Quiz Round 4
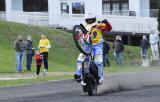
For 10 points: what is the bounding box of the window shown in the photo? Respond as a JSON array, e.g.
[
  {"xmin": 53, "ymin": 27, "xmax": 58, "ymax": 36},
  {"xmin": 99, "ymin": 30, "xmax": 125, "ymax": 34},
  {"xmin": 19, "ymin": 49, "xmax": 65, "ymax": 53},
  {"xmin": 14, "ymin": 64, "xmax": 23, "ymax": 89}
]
[
  {"xmin": 112, "ymin": 3, "xmax": 119, "ymax": 11},
  {"xmin": 121, "ymin": 3, "xmax": 128, "ymax": 10},
  {"xmin": 72, "ymin": 2, "xmax": 85, "ymax": 14},
  {"xmin": 61, "ymin": 3, "xmax": 69, "ymax": 14},
  {"xmin": 150, "ymin": 0, "xmax": 160, "ymax": 9},
  {"xmin": 102, "ymin": 0, "xmax": 129, "ymax": 11},
  {"xmin": 0, "ymin": 0, "xmax": 5, "ymax": 11},
  {"xmin": 150, "ymin": 0, "xmax": 160, "ymax": 17},
  {"xmin": 23, "ymin": 0, "xmax": 48, "ymax": 12},
  {"xmin": 103, "ymin": 3, "xmax": 110, "ymax": 11}
]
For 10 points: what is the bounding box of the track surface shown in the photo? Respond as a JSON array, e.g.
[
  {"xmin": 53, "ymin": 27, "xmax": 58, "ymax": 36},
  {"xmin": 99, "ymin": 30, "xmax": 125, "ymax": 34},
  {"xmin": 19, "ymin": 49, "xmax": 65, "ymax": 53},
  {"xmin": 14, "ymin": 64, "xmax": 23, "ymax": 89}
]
[{"xmin": 0, "ymin": 79, "xmax": 160, "ymax": 102}]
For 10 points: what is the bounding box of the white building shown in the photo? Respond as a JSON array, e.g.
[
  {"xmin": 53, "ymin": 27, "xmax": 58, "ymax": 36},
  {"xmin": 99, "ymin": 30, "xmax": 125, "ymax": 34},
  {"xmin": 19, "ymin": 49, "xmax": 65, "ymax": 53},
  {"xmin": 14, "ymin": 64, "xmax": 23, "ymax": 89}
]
[{"xmin": 0, "ymin": 0, "xmax": 159, "ymax": 34}]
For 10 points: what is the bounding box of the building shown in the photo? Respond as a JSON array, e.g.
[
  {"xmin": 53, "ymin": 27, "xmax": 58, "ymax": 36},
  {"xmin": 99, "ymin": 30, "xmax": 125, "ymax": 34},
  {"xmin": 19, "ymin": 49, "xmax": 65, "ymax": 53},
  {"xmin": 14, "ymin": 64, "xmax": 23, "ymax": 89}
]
[{"xmin": 0, "ymin": 0, "xmax": 159, "ymax": 44}]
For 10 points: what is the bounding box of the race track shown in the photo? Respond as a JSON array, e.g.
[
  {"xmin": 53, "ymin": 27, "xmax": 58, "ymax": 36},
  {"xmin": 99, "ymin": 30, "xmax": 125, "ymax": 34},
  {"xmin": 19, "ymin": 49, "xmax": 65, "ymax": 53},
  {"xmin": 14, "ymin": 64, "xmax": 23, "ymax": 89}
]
[{"xmin": 0, "ymin": 79, "xmax": 160, "ymax": 102}]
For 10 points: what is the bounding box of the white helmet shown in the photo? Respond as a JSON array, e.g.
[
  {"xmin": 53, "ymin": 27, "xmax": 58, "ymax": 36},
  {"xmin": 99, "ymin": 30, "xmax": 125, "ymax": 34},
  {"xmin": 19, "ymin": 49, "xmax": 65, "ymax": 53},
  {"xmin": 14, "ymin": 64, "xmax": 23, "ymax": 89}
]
[
  {"xmin": 85, "ymin": 12, "xmax": 96, "ymax": 19},
  {"xmin": 116, "ymin": 35, "xmax": 121, "ymax": 40},
  {"xmin": 85, "ymin": 12, "xmax": 96, "ymax": 24}
]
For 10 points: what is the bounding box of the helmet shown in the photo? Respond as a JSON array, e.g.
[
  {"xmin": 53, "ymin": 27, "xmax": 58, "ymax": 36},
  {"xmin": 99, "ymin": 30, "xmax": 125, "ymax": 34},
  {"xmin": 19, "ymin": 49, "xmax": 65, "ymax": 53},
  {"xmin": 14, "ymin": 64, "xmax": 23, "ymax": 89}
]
[
  {"xmin": 116, "ymin": 35, "xmax": 121, "ymax": 40},
  {"xmin": 85, "ymin": 12, "xmax": 96, "ymax": 24}
]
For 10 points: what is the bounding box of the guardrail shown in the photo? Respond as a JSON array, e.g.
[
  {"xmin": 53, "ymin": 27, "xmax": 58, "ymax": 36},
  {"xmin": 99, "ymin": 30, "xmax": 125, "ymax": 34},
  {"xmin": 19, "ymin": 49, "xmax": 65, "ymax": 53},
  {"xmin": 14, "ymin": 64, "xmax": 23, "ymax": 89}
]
[
  {"xmin": 0, "ymin": 11, "xmax": 158, "ymax": 33},
  {"xmin": 103, "ymin": 9, "xmax": 159, "ymax": 18},
  {"xmin": 102, "ymin": 10, "xmax": 136, "ymax": 16},
  {"xmin": 27, "ymin": 12, "xmax": 49, "ymax": 26},
  {"xmin": 101, "ymin": 15, "xmax": 158, "ymax": 33}
]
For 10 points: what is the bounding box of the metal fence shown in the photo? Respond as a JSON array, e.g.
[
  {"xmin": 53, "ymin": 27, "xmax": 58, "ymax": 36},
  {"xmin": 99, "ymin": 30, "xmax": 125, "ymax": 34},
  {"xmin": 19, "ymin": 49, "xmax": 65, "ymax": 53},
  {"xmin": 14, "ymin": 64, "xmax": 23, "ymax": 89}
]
[
  {"xmin": 103, "ymin": 9, "xmax": 159, "ymax": 17},
  {"xmin": 102, "ymin": 10, "xmax": 136, "ymax": 16},
  {"xmin": 0, "ymin": 11, "xmax": 158, "ymax": 34},
  {"xmin": 27, "ymin": 12, "xmax": 49, "ymax": 26}
]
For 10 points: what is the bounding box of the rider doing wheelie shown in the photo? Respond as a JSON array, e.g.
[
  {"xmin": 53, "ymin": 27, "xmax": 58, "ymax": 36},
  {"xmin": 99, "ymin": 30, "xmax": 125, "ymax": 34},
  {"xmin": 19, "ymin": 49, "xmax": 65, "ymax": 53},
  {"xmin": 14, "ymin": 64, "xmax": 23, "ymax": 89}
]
[{"xmin": 74, "ymin": 13, "xmax": 112, "ymax": 84}]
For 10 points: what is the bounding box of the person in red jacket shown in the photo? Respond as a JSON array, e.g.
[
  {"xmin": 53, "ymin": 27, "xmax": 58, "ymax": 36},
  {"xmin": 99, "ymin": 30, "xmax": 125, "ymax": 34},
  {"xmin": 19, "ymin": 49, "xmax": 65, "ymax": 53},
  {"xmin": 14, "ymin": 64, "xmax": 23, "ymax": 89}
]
[{"xmin": 35, "ymin": 50, "xmax": 42, "ymax": 76}]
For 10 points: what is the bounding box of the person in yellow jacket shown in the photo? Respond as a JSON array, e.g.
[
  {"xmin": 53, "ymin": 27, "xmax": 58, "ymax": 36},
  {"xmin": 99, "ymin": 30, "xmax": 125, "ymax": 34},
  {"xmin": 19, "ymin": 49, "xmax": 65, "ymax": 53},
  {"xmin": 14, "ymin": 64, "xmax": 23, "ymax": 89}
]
[{"xmin": 38, "ymin": 34, "xmax": 51, "ymax": 75}]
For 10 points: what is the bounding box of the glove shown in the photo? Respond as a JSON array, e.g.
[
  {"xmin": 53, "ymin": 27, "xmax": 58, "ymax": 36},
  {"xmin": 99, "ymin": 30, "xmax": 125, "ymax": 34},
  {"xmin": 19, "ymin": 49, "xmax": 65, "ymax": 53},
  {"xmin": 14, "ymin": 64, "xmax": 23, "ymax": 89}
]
[{"xmin": 102, "ymin": 19, "xmax": 108, "ymax": 24}]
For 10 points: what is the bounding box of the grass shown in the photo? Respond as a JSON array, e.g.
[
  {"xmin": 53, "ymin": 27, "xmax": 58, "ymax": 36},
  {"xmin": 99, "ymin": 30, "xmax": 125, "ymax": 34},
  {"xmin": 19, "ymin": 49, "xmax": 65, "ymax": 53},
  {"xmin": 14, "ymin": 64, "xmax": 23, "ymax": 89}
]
[
  {"xmin": 0, "ymin": 20, "xmax": 79, "ymax": 73},
  {"xmin": 0, "ymin": 20, "xmax": 79, "ymax": 86},
  {"xmin": 0, "ymin": 21, "xmax": 159, "ymax": 87},
  {"xmin": 0, "ymin": 20, "xmax": 149, "ymax": 73}
]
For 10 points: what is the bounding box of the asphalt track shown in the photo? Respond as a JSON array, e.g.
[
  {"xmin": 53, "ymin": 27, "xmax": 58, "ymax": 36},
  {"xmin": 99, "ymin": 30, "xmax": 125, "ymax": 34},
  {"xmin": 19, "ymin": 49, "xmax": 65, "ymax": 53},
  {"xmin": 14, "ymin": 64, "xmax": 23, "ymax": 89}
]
[{"xmin": 1, "ymin": 72, "xmax": 160, "ymax": 102}]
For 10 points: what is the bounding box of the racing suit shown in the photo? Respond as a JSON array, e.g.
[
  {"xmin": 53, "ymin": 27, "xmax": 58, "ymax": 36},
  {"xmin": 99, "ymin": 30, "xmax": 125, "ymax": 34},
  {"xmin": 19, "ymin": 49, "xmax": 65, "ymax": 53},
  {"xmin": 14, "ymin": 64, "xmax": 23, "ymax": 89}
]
[{"xmin": 75, "ymin": 20, "xmax": 112, "ymax": 81}]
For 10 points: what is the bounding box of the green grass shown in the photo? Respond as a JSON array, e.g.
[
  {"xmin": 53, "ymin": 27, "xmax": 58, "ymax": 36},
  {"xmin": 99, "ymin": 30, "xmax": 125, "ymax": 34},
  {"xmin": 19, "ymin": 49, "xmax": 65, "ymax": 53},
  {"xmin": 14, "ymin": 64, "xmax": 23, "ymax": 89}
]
[
  {"xmin": 0, "ymin": 20, "xmax": 79, "ymax": 73},
  {"xmin": 0, "ymin": 20, "xmax": 150, "ymax": 73},
  {"xmin": 0, "ymin": 21, "xmax": 160, "ymax": 87},
  {"xmin": 0, "ymin": 20, "xmax": 158, "ymax": 73}
]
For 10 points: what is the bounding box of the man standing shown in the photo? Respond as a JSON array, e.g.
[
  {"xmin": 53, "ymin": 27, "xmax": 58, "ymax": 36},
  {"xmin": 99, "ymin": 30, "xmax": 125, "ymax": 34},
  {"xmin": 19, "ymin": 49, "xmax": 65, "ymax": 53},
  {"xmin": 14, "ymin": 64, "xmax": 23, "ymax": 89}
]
[
  {"xmin": 140, "ymin": 35, "xmax": 150, "ymax": 59},
  {"xmin": 149, "ymin": 30, "xmax": 159, "ymax": 60},
  {"xmin": 113, "ymin": 35, "xmax": 124, "ymax": 65},
  {"xmin": 38, "ymin": 34, "xmax": 51, "ymax": 75},
  {"xmin": 14, "ymin": 35, "xmax": 25, "ymax": 72},
  {"xmin": 140, "ymin": 35, "xmax": 150, "ymax": 67}
]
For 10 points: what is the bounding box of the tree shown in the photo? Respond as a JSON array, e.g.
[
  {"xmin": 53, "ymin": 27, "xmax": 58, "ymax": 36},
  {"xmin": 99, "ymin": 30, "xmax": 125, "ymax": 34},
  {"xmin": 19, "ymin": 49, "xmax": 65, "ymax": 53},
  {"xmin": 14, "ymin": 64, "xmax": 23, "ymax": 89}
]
[{"xmin": 157, "ymin": 8, "xmax": 160, "ymax": 32}]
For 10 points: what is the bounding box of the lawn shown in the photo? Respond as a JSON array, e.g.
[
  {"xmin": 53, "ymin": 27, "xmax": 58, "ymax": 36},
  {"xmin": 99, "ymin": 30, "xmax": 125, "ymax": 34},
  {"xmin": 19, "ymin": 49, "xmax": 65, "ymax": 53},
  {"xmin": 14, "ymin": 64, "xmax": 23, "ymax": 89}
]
[
  {"xmin": 0, "ymin": 21, "xmax": 147, "ymax": 73},
  {"xmin": 0, "ymin": 20, "xmax": 79, "ymax": 73},
  {"xmin": 0, "ymin": 21, "xmax": 159, "ymax": 87}
]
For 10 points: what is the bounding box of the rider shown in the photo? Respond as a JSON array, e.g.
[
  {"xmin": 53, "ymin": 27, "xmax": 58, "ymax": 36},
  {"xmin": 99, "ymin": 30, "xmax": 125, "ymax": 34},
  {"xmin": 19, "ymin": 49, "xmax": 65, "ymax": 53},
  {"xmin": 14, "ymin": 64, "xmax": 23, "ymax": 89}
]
[{"xmin": 74, "ymin": 13, "xmax": 112, "ymax": 84}]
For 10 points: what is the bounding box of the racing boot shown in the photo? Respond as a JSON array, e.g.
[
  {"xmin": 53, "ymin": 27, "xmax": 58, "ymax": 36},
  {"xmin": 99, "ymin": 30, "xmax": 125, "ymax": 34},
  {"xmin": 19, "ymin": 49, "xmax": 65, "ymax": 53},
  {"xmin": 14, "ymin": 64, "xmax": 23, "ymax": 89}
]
[{"xmin": 74, "ymin": 74, "xmax": 82, "ymax": 83}]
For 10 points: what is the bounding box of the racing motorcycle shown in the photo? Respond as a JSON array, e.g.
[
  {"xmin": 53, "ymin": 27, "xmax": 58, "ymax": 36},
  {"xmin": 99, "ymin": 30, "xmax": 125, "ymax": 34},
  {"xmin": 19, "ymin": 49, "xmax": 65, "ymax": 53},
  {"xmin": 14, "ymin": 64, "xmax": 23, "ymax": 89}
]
[{"xmin": 73, "ymin": 24, "xmax": 99, "ymax": 96}]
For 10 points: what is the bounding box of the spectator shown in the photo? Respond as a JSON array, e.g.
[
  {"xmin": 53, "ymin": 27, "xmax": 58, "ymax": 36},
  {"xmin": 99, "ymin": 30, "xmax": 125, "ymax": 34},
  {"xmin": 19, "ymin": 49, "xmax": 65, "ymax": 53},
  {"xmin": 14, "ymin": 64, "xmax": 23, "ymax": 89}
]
[
  {"xmin": 25, "ymin": 35, "xmax": 35, "ymax": 71},
  {"xmin": 140, "ymin": 35, "xmax": 150, "ymax": 59},
  {"xmin": 149, "ymin": 30, "xmax": 159, "ymax": 60},
  {"xmin": 35, "ymin": 50, "xmax": 42, "ymax": 76},
  {"xmin": 103, "ymin": 41, "xmax": 110, "ymax": 67},
  {"xmin": 14, "ymin": 35, "xmax": 25, "ymax": 72},
  {"xmin": 38, "ymin": 33, "xmax": 51, "ymax": 75},
  {"xmin": 113, "ymin": 35, "xmax": 124, "ymax": 65}
]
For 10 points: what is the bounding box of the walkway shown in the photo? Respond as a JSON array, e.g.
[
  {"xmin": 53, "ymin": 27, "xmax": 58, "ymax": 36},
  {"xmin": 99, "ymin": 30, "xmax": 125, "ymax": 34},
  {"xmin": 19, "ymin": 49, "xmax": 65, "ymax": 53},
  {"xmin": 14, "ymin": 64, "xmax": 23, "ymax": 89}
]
[{"xmin": 0, "ymin": 72, "xmax": 74, "ymax": 80}]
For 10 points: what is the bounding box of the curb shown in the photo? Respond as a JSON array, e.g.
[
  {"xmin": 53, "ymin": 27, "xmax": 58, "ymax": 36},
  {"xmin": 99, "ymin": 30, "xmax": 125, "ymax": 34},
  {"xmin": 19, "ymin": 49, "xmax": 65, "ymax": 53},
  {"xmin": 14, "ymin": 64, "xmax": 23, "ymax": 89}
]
[
  {"xmin": 0, "ymin": 72, "xmax": 74, "ymax": 80},
  {"xmin": 0, "ymin": 77, "xmax": 35, "ymax": 80},
  {"xmin": 0, "ymin": 78, "xmax": 73, "ymax": 89}
]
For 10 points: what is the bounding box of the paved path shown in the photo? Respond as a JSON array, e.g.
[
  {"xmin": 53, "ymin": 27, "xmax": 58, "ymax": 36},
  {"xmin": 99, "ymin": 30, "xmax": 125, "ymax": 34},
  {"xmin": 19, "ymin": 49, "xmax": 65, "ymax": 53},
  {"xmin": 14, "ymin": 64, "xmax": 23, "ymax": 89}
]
[{"xmin": 0, "ymin": 72, "xmax": 74, "ymax": 80}]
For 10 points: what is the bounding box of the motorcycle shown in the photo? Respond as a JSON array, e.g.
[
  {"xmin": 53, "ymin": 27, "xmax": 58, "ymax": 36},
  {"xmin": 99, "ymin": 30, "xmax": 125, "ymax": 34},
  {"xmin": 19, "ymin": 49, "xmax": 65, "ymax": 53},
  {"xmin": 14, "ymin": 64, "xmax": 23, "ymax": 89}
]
[{"xmin": 73, "ymin": 24, "xmax": 99, "ymax": 96}]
